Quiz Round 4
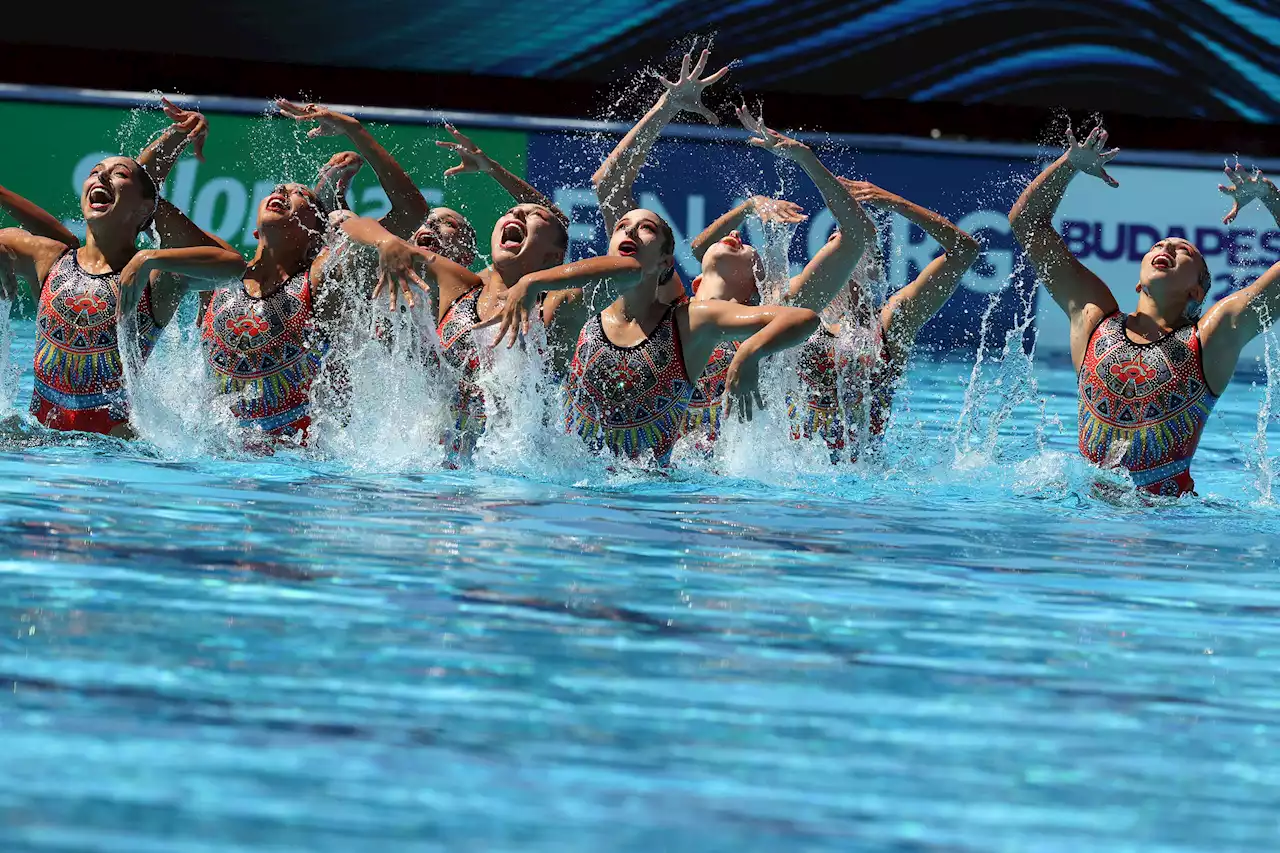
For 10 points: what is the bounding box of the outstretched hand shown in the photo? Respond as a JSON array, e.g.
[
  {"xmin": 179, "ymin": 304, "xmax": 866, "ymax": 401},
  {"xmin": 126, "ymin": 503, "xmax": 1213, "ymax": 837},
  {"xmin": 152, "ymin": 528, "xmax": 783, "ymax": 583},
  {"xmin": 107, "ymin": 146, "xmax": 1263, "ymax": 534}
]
[
  {"xmin": 160, "ymin": 97, "xmax": 209, "ymax": 162},
  {"xmin": 657, "ymin": 44, "xmax": 731, "ymax": 125},
  {"xmin": 751, "ymin": 196, "xmax": 807, "ymax": 224},
  {"xmin": 1065, "ymin": 124, "xmax": 1121, "ymax": 188},
  {"xmin": 470, "ymin": 280, "xmax": 536, "ymax": 350},
  {"xmin": 736, "ymin": 103, "xmax": 808, "ymax": 160},
  {"xmin": 1219, "ymin": 163, "xmax": 1278, "ymax": 224},
  {"xmin": 276, "ymin": 99, "xmax": 356, "ymax": 139},
  {"xmin": 436, "ymin": 123, "xmax": 496, "ymax": 177},
  {"xmin": 369, "ymin": 240, "xmax": 432, "ymax": 312}
]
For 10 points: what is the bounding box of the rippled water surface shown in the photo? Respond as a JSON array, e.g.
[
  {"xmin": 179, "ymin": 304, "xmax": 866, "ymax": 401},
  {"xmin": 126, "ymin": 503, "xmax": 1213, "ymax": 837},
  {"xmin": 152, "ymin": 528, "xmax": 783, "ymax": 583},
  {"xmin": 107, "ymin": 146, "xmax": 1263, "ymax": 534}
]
[{"xmin": 3, "ymin": 315, "xmax": 1280, "ymax": 853}]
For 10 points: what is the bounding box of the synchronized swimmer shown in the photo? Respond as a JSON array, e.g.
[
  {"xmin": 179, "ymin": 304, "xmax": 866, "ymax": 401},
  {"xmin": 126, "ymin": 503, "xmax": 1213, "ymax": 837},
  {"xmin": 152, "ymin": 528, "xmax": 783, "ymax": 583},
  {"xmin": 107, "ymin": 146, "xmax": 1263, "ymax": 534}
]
[{"xmin": 2, "ymin": 50, "xmax": 1280, "ymax": 496}]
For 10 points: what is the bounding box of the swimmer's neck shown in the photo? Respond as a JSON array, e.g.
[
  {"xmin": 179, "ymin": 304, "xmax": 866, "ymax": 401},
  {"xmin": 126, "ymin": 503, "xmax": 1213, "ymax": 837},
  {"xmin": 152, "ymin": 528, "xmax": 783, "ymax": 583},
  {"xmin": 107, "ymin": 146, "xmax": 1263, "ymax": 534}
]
[
  {"xmin": 1132, "ymin": 291, "xmax": 1192, "ymax": 335},
  {"xmin": 81, "ymin": 221, "xmax": 142, "ymax": 272},
  {"xmin": 245, "ymin": 240, "xmax": 313, "ymax": 294},
  {"xmin": 610, "ymin": 272, "xmax": 669, "ymax": 323}
]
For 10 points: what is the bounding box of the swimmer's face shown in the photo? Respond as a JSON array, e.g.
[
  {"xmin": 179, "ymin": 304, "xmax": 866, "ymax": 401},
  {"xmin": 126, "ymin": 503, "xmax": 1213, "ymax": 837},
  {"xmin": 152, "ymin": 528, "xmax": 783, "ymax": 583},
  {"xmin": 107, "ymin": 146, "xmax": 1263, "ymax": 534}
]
[
  {"xmin": 81, "ymin": 157, "xmax": 153, "ymax": 231},
  {"xmin": 414, "ymin": 207, "xmax": 476, "ymax": 267},
  {"xmin": 490, "ymin": 203, "xmax": 565, "ymax": 268},
  {"xmin": 700, "ymin": 230, "xmax": 762, "ymax": 303},
  {"xmin": 610, "ymin": 208, "xmax": 674, "ymax": 277},
  {"xmin": 1140, "ymin": 237, "xmax": 1207, "ymax": 305},
  {"xmin": 257, "ymin": 183, "xmax": 324, "ymax": 240}
]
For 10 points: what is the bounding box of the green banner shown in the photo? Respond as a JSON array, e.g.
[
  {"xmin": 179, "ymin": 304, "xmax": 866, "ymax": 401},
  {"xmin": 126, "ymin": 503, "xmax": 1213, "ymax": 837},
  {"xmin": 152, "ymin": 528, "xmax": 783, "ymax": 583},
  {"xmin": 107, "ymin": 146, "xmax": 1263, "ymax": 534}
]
[{"xmin": 0, "ymin": 99, "xmax": 530, "ymax": 289}]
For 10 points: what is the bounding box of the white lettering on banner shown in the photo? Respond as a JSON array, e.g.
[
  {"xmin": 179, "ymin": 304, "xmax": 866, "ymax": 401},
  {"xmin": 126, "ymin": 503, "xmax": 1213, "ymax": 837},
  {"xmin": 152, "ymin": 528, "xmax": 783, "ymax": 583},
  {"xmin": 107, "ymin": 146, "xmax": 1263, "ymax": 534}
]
[
  {"xmin": 553, "ymin": 188, "xmax": 599, "ymax": 260},
  {"xmin": 71, "ymin": 152, "xmax": 112, "ymax": 195},
  {"xmin": 888, "ymin": 213, "xmax": 938, "ymax": 291},
  {"xmin": 805, "ymin": 208, "xmax": 836, "ymax": 262},
  {"xmin": 167, "ymin": 160, "xmax": 199, "ymax": 215},
  {"xmin": 358, "ymin": 187, "xmax": 390, "ymax": 220},
  {"xmin": 638, "ymin": 192, "xmax": 703, "ymax": 278},
  {"xmin": 242, "ymin": 181, "xmax": 277, "ymax": 244},
  {"xmin": 193, "ymin": 178, "xmax": 248, "ymax": 242},
  {"xmin": 956, "ymin": 210, "xmax": 1013, "ymax": 295}
]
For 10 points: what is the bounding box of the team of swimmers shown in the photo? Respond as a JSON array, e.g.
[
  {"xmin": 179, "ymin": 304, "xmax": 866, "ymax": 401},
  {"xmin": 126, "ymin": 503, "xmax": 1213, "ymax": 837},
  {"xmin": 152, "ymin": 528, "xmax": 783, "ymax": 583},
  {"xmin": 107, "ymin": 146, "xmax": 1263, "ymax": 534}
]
[{"xmin": 2, "ymin": 51, "xmax": 1279, "ymax": 496}]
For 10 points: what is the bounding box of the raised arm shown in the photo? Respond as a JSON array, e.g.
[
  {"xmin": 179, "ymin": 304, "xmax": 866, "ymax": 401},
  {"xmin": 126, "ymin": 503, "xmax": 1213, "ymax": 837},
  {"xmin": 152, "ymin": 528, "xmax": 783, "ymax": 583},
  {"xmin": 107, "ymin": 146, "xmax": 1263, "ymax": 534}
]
[
  {"xmin": 1201, "ymin": 165, "xmax": 1280, "ymax": 391},
  {"xmin": 735, "ymin": 105, "xmax": 876, "ymax": 313},
  {"xmin": 313, "ymin": 151, "xmax": 364, "ymax": 216},
  {"xmin": 138, "ymin": 98, "xmax": 208, "ymax": 186},
  {"xmin": 0, "ymin": 186, "xmax": 77, "ymax": 247},
  {"xmin": 592, "ymin": 46, "xmax": 729, "ymax": 231},
  {"xmin": 841, "ymin": 179, "xmax": 980, "ymax": 346},
  {"xmin": 685, "ymin": 299, "xmax": 821, "ymax": 420},
  {"xmin": 1009, "ymin": 125, "xmax": 1122, "ymax": 366},
  {"xmin": 0, "ymin": 228, "xmax": 74, "ymax": 301},
  {"xmin": 278, "ymin": 100, "xmax": 429, "ymax": 239},
  {"xmin": 690, "ymin": 195, "xmax": 805, "ymax": 262},
  {"xmin": 436, "ymin": 124, "xmax": 566, "ymax": 223},
  {"xmin": 134, "ymin": 103, "xmax": 238, "ymax": 257}
]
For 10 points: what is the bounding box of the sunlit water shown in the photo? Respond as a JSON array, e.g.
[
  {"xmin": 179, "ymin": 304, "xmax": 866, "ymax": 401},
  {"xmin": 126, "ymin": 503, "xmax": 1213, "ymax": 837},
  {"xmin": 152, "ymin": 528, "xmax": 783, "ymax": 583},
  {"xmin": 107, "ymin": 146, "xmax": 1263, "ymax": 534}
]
[{"xmin": 3, "ymin": 310, "xmax": 1280, "ymax": 853}]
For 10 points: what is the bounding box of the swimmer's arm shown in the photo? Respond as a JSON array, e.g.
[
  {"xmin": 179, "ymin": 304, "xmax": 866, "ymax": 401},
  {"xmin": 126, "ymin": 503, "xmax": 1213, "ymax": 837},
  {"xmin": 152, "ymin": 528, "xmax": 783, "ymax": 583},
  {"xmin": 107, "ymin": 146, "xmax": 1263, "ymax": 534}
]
[
  {"xmin": 332, "ymin": 216, "xmax": 480, "ymax": 311},
  {"xmin": 480, "ymin": 256, "xmax": 643, "ymax": 348},
  {"xmin": 154, "ymin": 199, "xmax": 238, "ymax": 253},
  {"xmin": 1201, "ymin": 188, "xmax": 1280, "ymax": 380},
  {"xmin": 0, "ymin": 185, "xmax": 77, "ymax": 247},
  {"xmin": 313, "ymin": 152, "xmax": 362, "ymax": 215},
  {"xmin": 137, "ymin": 100, "xmax": 208, "ymax": 185},
  {"xmin": 437, "ymin": 125, "xmax": 568, "ymax": 224},
  {"xmin": 0, "ymin": 228, "xmax": 70, "ymax": 300},
  {"xmin": 1009, "ymin": 153, "xmax": 1118, "ymax": 327},
  {"xmin": 778, "ymin": 161, "xmax": 877, "ymax": 312},
  {"xmin": 592, "ymin": 96, "xmax": 678, "ymax": 232},
  {"xmin": 685, "ymin": 300, "xmax": 820, "ymax": 373},
  {"xmin": 278, "ymin": 100, "xmax": 429, "ymax": 240},
  {"xmin": 861, "ymin": 187, "xmax": 979, "ymax": 345},
  {"xmin": 592, "ymin": 48, "xmax": 728, "ymax": 230},
  {"xmin": 136, "ymin": 246, "xmax": 247, "ymax": 284}
]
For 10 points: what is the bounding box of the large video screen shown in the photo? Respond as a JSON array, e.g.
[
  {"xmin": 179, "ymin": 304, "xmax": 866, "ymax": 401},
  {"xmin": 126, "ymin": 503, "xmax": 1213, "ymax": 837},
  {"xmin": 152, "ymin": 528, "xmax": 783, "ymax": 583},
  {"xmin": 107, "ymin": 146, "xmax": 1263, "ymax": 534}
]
[{"xmin": 3, "ymin": 1, "xmax": 1280, "ymax": 122}]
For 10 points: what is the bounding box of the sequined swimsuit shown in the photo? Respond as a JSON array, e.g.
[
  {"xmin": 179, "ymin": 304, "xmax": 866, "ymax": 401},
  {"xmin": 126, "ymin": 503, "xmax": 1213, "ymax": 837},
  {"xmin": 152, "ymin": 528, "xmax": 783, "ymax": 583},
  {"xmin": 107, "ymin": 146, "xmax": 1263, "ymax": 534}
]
[
  {"xmin": 788, "ymin": 326, "xmax": 900, "ymax": 463},
  {"xmin": 436, "ymin": 285, "xmax": 486, "ymax": 463},
  {"xmin": 683, "ymin": 339, "xmax": 738, "ymax": 441},
  {"xmin": 563, "ymin": 307, "xmax": 693, "ymax": 465},
  {"xmin": 202, "ymin": 272, "xmax": 327, "ymax": 437},
  {"xmin": 1077, "ymin": 311, "xmax": 1218, "ymax": 495},
  {"xmin": 31, "ymin": 249, "xmax": 163, "ymax": 434}
]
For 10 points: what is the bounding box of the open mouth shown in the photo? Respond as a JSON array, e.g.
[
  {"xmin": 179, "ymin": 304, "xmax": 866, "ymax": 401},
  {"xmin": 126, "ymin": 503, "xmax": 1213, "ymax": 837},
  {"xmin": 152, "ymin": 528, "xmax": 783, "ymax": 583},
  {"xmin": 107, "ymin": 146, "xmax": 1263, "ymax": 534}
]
[
  {"xmin": 1152, "ymin": 254, "xmax": 1174, "ymax": 271},
  {"xmin": 414, "ymin": 229, "xmax": 439, "ymax": 249},
  {"xmin": 617, "ymin": 238, "xmax": 638, "ymax": 257},
  {"xmin": 499, "ymin": 220, "xmax": 526, "ymax": 250},
  {"xmin": 87, "ymin": 185, "xmax": 113, "ymax": 211},
  {"xmin": 265, "ymin": 195, "xmax": 288, "ymax": 214},
  {"xmin": 720, "ymin": 234, "xmax": 742, "ymax": 251}
]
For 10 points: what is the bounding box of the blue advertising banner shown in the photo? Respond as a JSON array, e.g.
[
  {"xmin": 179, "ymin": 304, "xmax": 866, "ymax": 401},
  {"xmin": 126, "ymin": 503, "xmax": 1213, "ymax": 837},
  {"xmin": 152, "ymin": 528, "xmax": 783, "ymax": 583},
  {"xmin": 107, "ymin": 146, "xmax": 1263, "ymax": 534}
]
[
  {"xmin": 530, "ymin": 131, "xmax": 1039, "ymax": 359},
  {"xmin": 529, "ymin": 131, "xmax": 1280, "ymax": 367}
]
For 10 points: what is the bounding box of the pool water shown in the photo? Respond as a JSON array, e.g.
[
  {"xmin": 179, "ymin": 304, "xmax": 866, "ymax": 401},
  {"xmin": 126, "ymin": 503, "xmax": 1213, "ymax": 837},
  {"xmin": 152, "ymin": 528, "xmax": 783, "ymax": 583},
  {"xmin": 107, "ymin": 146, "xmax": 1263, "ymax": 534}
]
[{"xmin": 2, "ymin": 313, "xmax": 1280, "ymax": 853}]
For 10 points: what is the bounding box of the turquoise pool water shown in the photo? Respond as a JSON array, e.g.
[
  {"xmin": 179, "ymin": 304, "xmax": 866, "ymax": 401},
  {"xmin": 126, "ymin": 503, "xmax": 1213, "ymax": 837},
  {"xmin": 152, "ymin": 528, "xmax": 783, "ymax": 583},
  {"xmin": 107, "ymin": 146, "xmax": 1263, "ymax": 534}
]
[{"xmin": 2, "ymin": 316, "xmax": 1279, "ymax": 852}]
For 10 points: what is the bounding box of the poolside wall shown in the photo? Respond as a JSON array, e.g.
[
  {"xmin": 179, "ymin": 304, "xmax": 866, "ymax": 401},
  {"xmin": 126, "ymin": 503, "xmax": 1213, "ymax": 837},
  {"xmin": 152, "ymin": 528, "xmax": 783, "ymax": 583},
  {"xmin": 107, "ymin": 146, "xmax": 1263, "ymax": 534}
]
[{"xmin": 1, "ymin": 88, "xmax": 1277, "ymax": 364}]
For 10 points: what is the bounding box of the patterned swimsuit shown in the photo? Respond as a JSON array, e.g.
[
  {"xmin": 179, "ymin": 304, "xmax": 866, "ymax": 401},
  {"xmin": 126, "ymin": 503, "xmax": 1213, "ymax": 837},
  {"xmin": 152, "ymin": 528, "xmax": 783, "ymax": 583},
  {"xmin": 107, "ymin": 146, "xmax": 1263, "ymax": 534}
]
[
  {"xmin": 31, "ymin": 249, "xmax": 163, "ymax": 434},
  {"xmin": 1077, "ymin": 311, "xmax": 1218, "ymax": 496},
  {"xmin": 563, "ymin": 307, "xmax": 693, "ymax": 465},
  {"xmin": 683, "ymin": 340, "xmax": 738, "ymax": 441},
  {"xmin": 436, "ymin": 286, "xmax": 486, "ymax": 463},
  {"xmin": 201, "ymin": 273, "xmax": 327, "ymax": 437},
  {"xmin": 788, "ymin": 326, "xmax": 900, "ymax": 463}
]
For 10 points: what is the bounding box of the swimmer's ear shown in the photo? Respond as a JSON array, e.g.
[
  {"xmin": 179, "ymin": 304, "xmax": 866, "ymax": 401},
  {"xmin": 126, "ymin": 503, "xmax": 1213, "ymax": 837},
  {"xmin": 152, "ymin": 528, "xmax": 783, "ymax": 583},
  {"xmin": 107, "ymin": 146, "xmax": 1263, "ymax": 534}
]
[
  {"xmin": 690, "ymin": 274, "xmax": 702, "ymax": 294},
  {"xmin": 253, "ymin": 229, "xmax": 259, "ymax": 239}
]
